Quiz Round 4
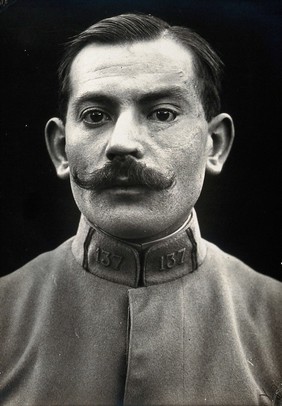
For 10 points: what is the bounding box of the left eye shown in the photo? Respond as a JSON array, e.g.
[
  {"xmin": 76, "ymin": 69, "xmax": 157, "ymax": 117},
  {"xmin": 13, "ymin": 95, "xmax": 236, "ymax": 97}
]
[
  {"xmin": 148, "ymin": 109, "xmax": 177, "ymax": 122},
  {"xmin": 82, "ymin": 109, "xmax": 111, "ymax": 125}
]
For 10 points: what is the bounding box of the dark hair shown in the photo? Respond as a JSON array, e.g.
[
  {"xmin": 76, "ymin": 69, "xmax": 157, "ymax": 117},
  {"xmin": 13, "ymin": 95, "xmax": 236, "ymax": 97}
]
[{"xmin": 58, "ymin": 13, "xmax": 224, "ymax": 122}]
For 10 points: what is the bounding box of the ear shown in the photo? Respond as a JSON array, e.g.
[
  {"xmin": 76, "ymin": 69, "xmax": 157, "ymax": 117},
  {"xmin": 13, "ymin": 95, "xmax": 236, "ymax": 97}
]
[
  {"xmin": 45, "ymin": 118, "xmax": 69, "ymax": 179},
  {"xmin": 206, "ymin": 113, "xmax": 235, "ymax": 175}
]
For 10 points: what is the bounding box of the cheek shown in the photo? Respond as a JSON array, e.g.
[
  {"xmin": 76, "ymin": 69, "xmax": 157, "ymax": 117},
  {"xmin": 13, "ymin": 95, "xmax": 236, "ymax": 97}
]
[
  {"xmin": 65, "ymin": 121, "xmax": 107, "ymax": 166},
  {"xmin": 171, "ymin": 128, "xmax": 208, "ymax": 172},
  {"xmin": 65, "ymin": 144, "xmax": 88, "ymax": 171},
  {"xmin": 66, "ymin": 141, "xmax": 103, "ymax": 173},
  {"xmin": 173, "ymin": 139, "xmax": 209, "ymax": 199}
]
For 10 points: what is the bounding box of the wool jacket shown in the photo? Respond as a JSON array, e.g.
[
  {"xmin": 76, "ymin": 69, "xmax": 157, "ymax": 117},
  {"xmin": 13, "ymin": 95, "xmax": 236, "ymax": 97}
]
[{"xmin": 0, "ymin": 211, "xmax": 281, "ymax": 406}]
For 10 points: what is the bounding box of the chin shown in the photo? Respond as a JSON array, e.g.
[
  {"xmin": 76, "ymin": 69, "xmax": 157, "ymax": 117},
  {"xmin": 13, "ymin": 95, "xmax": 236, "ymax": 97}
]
[
  {"xmin": 95, "ymin": 216, "xmax": 157, "ymax": 241},
  {"xmin": 84, "ymin": 208, "xmax": 165, "ymax": 240},
  {"xmin": 76, "ymin": 194, "xmax": 159, "ymax": 239}
]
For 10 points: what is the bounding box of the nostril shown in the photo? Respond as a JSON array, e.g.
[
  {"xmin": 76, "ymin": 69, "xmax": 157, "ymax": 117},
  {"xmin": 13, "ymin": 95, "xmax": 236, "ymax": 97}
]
[
  {"xmin": 106, "ymin": 152, "xmax": 115, "ymax": 161},
  {"xmin": 106, "ymin": 149, "xmax": 142, "ymax": 161},
  {"xmin": 132, "ymin": 149, "xmax": 143, "ymax": 159},
  {"xmin": 107, "ymin": 153, "xmax": 129, "ymax": 161}
]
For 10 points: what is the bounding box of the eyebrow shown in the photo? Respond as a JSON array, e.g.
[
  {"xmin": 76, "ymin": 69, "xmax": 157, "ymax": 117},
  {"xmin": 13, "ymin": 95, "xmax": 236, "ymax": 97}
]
[
  {"xmin": 71, "ymin": 94, "xmax": 117, "ymax": 110},
  {"xmin": 137, "ymin": 87, "xmax": 190, "ymax": 104},
  {"xmin": 71, "ymin": 86, "xmax": 191, "ymax": 109}
]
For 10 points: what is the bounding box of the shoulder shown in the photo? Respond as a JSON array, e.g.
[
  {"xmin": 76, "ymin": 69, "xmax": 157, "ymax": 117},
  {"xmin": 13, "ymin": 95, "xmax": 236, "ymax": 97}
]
[
  {"xmin": 205, "ymin": 239, "xmax": 281, "ymax": 279},
  {"xmin": 0, "ymin": 237, "xmax": 74, "ymax": 295},
  {"xmin": 0, "ymin": 238, "xmax": 78, "ymax": 331},
  {"xmin": 203, "ymin": 239, "xmax": 282, "ymax": 311}
]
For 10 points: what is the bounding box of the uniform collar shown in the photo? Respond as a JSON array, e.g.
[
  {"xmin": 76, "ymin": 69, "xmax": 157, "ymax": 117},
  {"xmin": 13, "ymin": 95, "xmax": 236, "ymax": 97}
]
[{"xmin": 72, "ymin": 210, "xmax": 206, "ymax": 288}]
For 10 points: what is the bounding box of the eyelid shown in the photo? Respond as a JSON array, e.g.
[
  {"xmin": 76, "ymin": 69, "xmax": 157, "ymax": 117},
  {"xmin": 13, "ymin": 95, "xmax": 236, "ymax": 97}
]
[
  {"xmin": 79, "ymin": 106, "xmax": 112, "ymax": 120},
  {"xmin": 79, "ymin": 108, "xmax": 113, "ymax": 127},
  {"xmin": 148, "ymin": 102, "xmax": 180, "ymax": 113},
  {"xmin": 147, "ymin": 106, "xmax": 179, "ymax": 118}
]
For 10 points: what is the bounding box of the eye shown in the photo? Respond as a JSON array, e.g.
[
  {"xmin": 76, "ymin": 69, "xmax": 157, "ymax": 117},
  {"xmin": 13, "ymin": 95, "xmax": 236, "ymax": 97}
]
[
  {"xmin": 148, "ymin": 109, "xmax": 177, "ymax": 122},
  {"xmin": 81, "ymin": 109, "xmax": 111, "ymax": 125}
]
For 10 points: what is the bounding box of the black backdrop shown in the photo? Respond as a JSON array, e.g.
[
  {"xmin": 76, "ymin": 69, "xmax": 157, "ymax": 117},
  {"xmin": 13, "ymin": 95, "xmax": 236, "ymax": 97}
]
[{"xmin": 1, "ymin": 0, "xmax": 281, "ymax": 280}]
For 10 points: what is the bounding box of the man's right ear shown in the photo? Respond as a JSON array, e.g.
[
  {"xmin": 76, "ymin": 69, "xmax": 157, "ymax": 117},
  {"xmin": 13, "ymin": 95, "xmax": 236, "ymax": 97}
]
[{"xmin": 45, "ymin": 118, "xmax": 69, "ymax": 179}]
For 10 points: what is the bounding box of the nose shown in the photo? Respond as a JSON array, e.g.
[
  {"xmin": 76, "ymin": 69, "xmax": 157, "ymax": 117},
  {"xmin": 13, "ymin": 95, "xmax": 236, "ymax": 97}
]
[{"xmin": 105, "ymin": 111, "xmax": 145, "ymax": 160}]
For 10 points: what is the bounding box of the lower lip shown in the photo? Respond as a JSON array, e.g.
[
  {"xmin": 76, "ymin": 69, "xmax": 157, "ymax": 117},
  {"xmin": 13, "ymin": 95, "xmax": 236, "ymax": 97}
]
[{"xmin": 106, "ymin": 186, "xmax": 148, "ymax": 196}]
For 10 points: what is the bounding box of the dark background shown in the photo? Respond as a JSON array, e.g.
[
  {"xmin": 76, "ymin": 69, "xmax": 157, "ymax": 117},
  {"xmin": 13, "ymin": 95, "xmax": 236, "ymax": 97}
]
[{"xmin": 1, "ymin": 0, "xmax": 281, "ymax": 280}]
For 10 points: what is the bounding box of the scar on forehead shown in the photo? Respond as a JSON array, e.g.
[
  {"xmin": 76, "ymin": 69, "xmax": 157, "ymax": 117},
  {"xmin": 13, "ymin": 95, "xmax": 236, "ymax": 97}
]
[{"xmin": 79, "ymin": 66, "xmax": 187, "ymax": 78}]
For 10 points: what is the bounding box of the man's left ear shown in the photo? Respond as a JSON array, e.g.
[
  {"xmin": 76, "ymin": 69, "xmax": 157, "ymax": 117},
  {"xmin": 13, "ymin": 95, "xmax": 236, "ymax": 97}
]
[
  {"xmin": 45, "ymin": 117, "xmax": 70, "ymax": 179},
  {"xmin": 206, "ymin": 113, "xmax": 235, "ymax": 175}
]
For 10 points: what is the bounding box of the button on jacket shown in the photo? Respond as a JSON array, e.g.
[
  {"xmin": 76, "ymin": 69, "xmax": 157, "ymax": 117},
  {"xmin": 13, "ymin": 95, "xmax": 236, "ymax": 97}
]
[{"xmin": 0, "ymin": 211, "xmax": 281, "ymax": 405}]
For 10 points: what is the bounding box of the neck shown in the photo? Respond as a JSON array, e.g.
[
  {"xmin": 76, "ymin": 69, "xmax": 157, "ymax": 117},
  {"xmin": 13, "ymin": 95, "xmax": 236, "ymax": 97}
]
[
  {"xmin": 86, "ymin": 213, "xmax": 193, "ymax": 249},
  {"xmin": 123, "ymin": 214, "xmax": 193, "ymax": 250}
]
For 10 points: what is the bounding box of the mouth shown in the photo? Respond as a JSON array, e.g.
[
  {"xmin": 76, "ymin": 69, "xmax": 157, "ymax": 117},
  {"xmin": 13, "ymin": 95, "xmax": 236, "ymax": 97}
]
[
  {"xmin": 104, "ymin": 177, "xmax": 146, "ymax": 189},
  {"xmin": 103, "ymin": 178, "xmax": 149, "ymax": 195}
]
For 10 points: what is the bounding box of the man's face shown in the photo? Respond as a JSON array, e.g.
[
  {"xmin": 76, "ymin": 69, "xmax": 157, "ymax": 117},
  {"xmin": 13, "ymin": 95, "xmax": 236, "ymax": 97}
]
[{"xmin": 64, "ymin": 37, "xmax": 211, "ymax": 240}]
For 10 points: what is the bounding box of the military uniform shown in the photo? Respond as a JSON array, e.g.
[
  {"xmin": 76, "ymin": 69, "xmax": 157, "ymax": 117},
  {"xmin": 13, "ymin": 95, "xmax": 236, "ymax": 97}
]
[{"xmin": 1, "ymin": 211, "xmax": 281, "ymax": 405}]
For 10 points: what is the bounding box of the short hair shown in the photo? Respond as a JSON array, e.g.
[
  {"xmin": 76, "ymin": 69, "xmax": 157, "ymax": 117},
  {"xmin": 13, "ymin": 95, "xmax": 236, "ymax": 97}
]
[{"xmin": 58, "ymin": 13, "xmax": 224, "ymax": 122}]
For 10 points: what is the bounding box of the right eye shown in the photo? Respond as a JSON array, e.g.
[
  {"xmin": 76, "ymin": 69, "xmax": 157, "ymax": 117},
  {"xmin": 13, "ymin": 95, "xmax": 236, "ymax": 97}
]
[{"xmin": 81, "ymin": 109, "xmax": 111, "ymax": 125}]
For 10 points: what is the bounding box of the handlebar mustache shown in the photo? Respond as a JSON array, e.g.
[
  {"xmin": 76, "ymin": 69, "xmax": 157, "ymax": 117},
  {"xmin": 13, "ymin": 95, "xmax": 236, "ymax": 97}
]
[{"xmin": 71, "ymin": 155, "xmax": 176, "ymax": 191}]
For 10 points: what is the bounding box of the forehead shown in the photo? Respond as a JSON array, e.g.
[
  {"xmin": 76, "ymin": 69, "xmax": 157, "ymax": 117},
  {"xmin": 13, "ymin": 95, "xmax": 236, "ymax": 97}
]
[{"xmin": 68, "ymin": 37, "xmax": 198, "ymax": 101}]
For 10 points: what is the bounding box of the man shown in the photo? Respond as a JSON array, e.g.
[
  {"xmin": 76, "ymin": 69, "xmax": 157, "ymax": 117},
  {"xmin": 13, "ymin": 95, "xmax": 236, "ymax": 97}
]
[{"xmin": 0, "ymin": 13, "xmax": 281, "ymax": 406}]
